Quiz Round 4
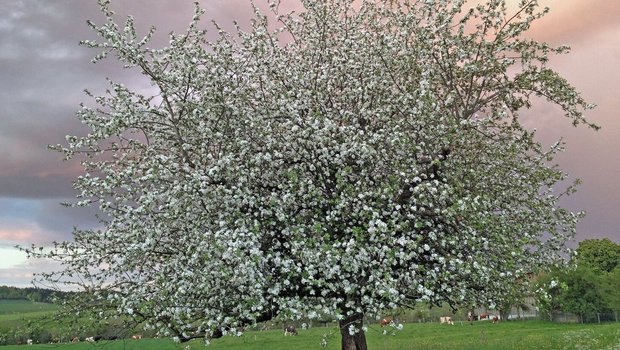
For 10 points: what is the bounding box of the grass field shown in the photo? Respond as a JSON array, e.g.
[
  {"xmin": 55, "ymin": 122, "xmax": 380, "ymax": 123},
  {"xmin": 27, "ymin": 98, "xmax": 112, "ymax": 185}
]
[
  {"xmin": 0, "ymin": 320, "xmax": 618, "ymax": 350},
  {"xmin": 0, "ymin": 300, "xmax": 58, "ymax": 315},
  {"xmin": 0, "ymin": 300, "xmax": 60, "ymax": 332},
  {"xmin": 197, "ymin": 321, "xmax": 620, "ymax": 350},
  {"xmin": 0, "ymin": 338, "xmax": 179, "ymax": 349}
]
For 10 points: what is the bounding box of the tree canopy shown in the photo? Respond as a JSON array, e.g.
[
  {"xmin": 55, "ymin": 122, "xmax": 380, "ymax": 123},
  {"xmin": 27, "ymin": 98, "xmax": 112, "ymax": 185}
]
[
  {"xmin": 601, "ymin": 266, "xmax": 620, "ymax": 314},
  {"xmin": 535, "ymin": 239, "xmax": 620, "ymax": 323},
  {"xmin": 576, "ymin": 238, "xmax": 620, "ymax": 273},
  {"xmin": 28, "ymin": 0, "xmax": 595, "ymax": 349}
]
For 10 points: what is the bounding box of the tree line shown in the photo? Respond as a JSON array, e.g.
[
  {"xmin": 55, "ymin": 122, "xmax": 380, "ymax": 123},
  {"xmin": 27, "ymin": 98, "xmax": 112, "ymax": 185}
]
[{"xmin": 0, "ymin": 286, "xmax": 68, "ymax": 303}]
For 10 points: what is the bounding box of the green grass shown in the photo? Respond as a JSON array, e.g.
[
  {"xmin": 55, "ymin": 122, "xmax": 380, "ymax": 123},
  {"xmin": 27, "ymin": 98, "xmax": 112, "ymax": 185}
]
[
  {"xmin": 192, "ymin": 321, "xmax": 620, "ymax": 350},
  {"xmin": 0, "ymin": 301, "xmax": 59, "ymax": 331},
  {"xmin": 0, "ymin": 338, "xmax": 179, "ymax": 349},
  {"xmin": 0, "ymin": 300, "xmax": 58, "ymax": 315},
  {"xmin": 1, "ymin": 320, "xmax": 619, "ymax": 349}
]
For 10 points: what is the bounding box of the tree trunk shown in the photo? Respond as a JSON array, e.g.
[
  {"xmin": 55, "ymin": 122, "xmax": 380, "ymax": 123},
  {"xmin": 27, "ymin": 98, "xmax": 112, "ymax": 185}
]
[
  {"xmin": 499, "ymin": 308, "xmax": 509, "ymax": 321},
  {"xmin": 339, "ymin": 313, "xmax": 368, "ymax": 350}
]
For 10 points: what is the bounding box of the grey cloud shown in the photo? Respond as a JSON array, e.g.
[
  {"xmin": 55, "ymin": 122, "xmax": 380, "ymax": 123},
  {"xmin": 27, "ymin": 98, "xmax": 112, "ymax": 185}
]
[
  {"xmin": 34, "ymin": 199, "xmax": 101, "ymax": 238},
  {"xmin": 0, "ymin": 1, "xmax": 104, "ymax": 201},
  {"xmin": 0, "ymin": 174, "xmax": 75, "ymax": 199},
  {"xmin": 0, "ymin": 1, "xmax": 97, "ymax": 62},
  {"xmin": 0, "ymin": 98, "xmax": 88, "ymax": 199},
  {"xmin": 0, "ymin": 255, "xmax": 64, "ymax": 288},
  {"xmin": 0, "ymin": 197, "xmax": 100, "ymax": 245},
  {"xmin": 0, "ymin": 0, "xmax": 280, "ymax": 203}
]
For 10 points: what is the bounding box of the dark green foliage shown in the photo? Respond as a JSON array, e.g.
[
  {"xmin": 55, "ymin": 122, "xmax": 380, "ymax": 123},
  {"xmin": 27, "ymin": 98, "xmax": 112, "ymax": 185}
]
[
  {"xmin": 600, "ymin": 266, "xmax": 620, "ymax": 314},
  {"xmin": 0, "ymin": 285, "xmax": 69, "ymax": 303},
  {"xmin": 535, "ymin": 239, "xmax": 620, "ymax": 322},
  {"xmin": 573, "ymin": 239, "xmax": 620, "ymax": 316},
  {"xmin": 575, "ymin": 239, "xmax": 620, "ymax": 273},
  {"xmin": 559, "ymin": 267, "xmax": 608, "ymax": 322}
]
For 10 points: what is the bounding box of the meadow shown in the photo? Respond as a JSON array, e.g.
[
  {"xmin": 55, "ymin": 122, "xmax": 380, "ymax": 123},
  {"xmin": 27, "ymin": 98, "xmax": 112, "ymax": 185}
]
[
  {"xmin": 193, "ymin": 321, "xmax": 620, "ymax": 350},
  {"xmin": 0, "ymin": 300, "xmax": 59, "ymax": 334},
  {"xmin": 2, "ymin": 300, "xmax": 619, "ymax": 349},
  {"xmin": 0, "ymin": 300, "xmax": 58, "ymax": 315},
  {"xmin": 1, "ymin": 313, "xmax": 619, "ymax": 350}
]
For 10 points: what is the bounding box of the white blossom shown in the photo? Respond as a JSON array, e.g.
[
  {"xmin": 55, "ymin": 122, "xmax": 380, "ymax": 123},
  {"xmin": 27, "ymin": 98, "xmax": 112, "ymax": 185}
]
[{"xmin": 28, "ymin": 0, "xmax": 595, "ymax": 348}]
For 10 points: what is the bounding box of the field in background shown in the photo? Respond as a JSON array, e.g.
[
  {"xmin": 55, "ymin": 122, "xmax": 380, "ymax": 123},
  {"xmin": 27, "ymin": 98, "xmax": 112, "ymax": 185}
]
[
  {"xmin": 0, "ymin": 300, "xmax": 59, "ymax": 334},
  {"xmin": 0, "ymin": 300, "xmax": 58, "ymax": 315},
  {"xmin": 0, "ymin": 320, "xmax": 618, "ymax": 350}
]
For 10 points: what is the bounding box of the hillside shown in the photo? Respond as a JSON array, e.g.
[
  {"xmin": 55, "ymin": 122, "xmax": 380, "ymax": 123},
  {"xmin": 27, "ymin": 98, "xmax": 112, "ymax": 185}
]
[{"xmin": 0, "ymin": 285, "xmax": 69, "ymax": 303}]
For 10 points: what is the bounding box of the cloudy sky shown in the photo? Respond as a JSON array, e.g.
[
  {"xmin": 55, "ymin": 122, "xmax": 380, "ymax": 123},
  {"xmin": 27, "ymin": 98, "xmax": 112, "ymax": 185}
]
[{"xmin": 0, "ymin": 0, "xmax": 618, "ymax": 287}]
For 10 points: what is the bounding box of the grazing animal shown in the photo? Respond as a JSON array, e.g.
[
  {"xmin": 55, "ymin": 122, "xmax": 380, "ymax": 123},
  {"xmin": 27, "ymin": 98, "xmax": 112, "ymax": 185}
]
[
  {"xmin": 71, "ymin": 336, "xmax": 79, "ymax": 343},
  {"xmin": 439, "ymin": 316, "xmax": 454, "ymax": 325},
  {"xmin": 284, "ymin": 325, "xmax": 298, "ymax": 336},
  {"xmin": 132, "ymin": 334, "xmax": 143, "ymax": 340},
  {"xmin": 85, "ymin": 336, "xmax": 95, "ymax": 343},
  {"xmin": 480, "ymin": 313, "xmax": 489, "ymax": 320},
  {"xmin": 380, "ymin": 318, "xmax": 392, "ymax": 327},
  {"xmin": 27, "ymin": 339, "xmax": 33, "ymax": 345},
  {"xmin": 492, "ymin": 315, "xmax": 499, "ymax": 324}
]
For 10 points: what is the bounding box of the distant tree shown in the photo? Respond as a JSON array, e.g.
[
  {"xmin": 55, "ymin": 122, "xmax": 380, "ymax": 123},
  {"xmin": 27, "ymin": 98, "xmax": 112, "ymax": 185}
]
[
  {"xmin": 559, "ymin": 267, "xmax": 607, "ymax": 323},
  {"xmin": 26, "ymin": 292, "xmax": 42, "ymax": 303},
  {"xmin": 536, "ymin": 266, "xmax": 610, "ymax": 323},
  {"xmin": 0, "ymin": 286, "xmax": 65, "ymax": 303},
  {"xmin": 575, "ymin": 238, "xmax": 620, "ymax": 273},
  {"xmin": 0, "ymin": 286, "xmax": 23, "ymax": 300},
  {"xmin": 27, "ymin": 0, "xmax": 595, "ymax": 349},
  {"xmin": 575, "ymin": 239, "xmax": 620, "ymax": 320},
  {"xmin": 600, "ymin": 266, "xmax": 620, "ymax": 318}
]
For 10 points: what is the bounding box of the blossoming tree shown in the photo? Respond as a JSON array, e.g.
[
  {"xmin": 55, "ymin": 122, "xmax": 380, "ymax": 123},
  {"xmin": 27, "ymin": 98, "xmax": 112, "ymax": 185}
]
[{"xmin": 31, "ymin": 0, "xmax": 596, "ymax": 349}]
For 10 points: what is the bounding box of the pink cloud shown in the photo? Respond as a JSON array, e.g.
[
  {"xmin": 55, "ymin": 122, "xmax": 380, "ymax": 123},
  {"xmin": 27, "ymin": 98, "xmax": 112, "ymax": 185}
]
[
  {"xmin": 528, "ymin": 1, "xmax": 620, "ymax": 44},
  {"xmin": 0, "ymin": 213, "xmax": 81, "ymax": 246},
  {"xmin": 463, "ymin": 1, "xmax": 620, "ymax": 45},
  {"xmin": 0, "ymin": 227, "xmax": 36, "ymax": 243}
]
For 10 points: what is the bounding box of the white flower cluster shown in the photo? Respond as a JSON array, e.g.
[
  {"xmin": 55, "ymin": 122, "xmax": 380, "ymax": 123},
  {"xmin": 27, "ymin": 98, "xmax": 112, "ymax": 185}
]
[{"xmin": 32, "ymin": 0, "xmax": 594, "ymax": 345}]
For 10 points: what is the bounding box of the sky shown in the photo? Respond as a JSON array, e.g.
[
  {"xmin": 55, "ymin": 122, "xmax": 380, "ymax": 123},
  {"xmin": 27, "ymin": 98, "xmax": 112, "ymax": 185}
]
[{"xmin": 0, "ymin": 0, "xmax": 619, "ymax": 287}]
